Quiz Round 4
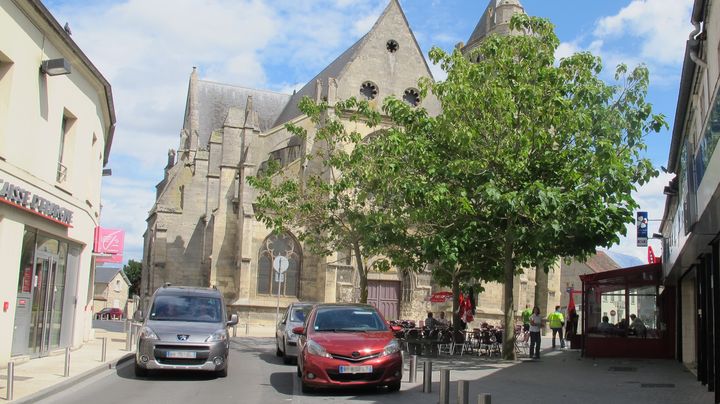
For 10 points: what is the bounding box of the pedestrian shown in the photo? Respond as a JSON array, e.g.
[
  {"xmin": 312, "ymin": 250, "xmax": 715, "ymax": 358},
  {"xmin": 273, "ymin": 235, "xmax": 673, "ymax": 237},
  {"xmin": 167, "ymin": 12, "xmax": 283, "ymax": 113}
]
[
  {"xmin": 521, "ymin": 304, "xmax": 532, "ymax": 332},
  {"xmin": 547, "ymin": 305, "xmax": 565, "ymax": 348},
  {"xmin": 529, "ymin": 306, "xmax": 542, "ymax": 359},
  {"xmin": 425, "ymin": 311, "xmax": 436, "ymax": 330}
]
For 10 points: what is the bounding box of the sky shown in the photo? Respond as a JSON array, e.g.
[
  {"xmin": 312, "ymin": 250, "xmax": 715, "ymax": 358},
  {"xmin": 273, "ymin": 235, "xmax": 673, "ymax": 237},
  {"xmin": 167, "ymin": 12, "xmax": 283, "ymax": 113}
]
[{"xmin": 43, "ymin": 0, "xmax": 693, "ymax": 268}]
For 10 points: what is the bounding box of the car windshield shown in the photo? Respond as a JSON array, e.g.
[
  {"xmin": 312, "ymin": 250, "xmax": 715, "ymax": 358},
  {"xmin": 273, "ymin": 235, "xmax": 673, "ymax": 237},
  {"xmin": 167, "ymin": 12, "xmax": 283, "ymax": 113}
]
[
  {"xmin": 313, "ymin": 307, "xmax": 387, "ymax": 332},
  {"xmin": 149, "ymin": 295, "xmax": 222, "ymax": 322},
  {"xmin": 290, "ymin": 306, "xmax": 312, "ymax": 322}
]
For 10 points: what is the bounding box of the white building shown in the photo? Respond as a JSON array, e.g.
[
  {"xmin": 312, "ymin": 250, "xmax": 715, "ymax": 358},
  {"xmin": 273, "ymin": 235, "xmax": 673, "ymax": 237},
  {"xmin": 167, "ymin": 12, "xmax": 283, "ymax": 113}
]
[
  {"xmin": 0, "ymin": 0, "xmax": 115, "ymax": 363},
  {"xmin": 659, "ymin": 0, "xmax": 719, "ymax": 398}
]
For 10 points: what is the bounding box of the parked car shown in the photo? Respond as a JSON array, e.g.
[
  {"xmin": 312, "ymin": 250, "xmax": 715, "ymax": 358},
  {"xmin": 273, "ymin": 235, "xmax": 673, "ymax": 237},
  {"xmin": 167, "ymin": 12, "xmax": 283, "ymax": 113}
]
[
  {"xmin": 276, "ymin": 302, "xmax": 314, "ymax": 364},
  {"xmin": 295, "ymin": 303, "xmax": 402, "ymax": 393},
  {"xmin": 95, "ymin": 307, "xmax": 123, "ymax": 320},
  {"xmin": 133, "ymin": 285, "xmax": 238, "ymax": 378}
]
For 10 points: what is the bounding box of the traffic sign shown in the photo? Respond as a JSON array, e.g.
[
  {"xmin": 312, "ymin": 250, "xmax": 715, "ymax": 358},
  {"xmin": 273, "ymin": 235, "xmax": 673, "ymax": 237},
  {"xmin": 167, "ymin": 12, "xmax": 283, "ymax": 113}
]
[
  {"xmin": 273, "ymin": 256, "xmax": 289, "ymax": 274},
  {"xmin": 274, "ymin": 273, "xmax": 285, "ymax": 283}
]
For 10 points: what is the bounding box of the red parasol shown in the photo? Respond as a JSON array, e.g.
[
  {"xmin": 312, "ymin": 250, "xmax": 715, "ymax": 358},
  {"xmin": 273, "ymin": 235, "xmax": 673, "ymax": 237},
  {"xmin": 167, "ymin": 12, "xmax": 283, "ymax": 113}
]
[{"xmin": 428, "ymin": 291, "xmax": 453, "ymax": 303}]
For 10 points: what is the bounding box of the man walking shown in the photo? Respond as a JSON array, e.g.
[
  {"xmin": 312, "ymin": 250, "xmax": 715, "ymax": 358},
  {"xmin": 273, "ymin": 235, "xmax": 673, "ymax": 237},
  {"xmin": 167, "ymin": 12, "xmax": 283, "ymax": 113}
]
[
  {"xmin": 521, "ymin": 305, "xmax": 532, "ymax": 332},
  {"xmin": 547, "ymin": 305, "xmax": 565, "ymax": 348}
]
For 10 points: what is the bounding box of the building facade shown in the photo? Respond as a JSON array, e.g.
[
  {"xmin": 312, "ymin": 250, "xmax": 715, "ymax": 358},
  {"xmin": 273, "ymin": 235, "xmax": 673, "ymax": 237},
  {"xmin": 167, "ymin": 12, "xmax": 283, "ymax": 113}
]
[
  {"xmin": 659, "ymin": 0, "xmax": 720, "ymax": 400},
  {"xmin": 0, "ymin": 0, "xmax": 115, "ymax": 363},
  {"xmin": 92, "ymin": 267, "xmax": 130, "ymax": 316},
  {"xmin": 141, "ymin": 0, "xmax": 560, "ymax": 328}
]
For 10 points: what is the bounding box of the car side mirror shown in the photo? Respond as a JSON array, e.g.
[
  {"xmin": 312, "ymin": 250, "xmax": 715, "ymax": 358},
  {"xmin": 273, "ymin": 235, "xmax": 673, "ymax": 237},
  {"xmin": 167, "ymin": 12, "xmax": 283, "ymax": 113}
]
[
  {"xmin": 133, "ymin": 310, "xmax": 144, "ymax": 322},
  {"xmin": 227, "ymin": 313, "xmax": 239, "ymax": 327},
  {"xmin": 292, "ymin": 326, "xmax": 305, "ymax": 335}
]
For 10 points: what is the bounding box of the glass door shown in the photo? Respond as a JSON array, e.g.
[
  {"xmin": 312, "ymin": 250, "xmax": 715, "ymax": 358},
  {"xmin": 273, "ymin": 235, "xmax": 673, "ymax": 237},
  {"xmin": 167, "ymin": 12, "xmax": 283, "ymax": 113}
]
[{"xmin": 27, "ymin": 252, "xmax": 59, "ymax": 356}]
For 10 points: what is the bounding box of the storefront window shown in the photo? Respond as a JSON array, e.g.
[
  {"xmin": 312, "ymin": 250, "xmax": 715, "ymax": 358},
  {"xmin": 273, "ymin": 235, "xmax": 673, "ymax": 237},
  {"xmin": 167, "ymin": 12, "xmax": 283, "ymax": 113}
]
[{"xmin": 17, "ymin": 229, "xmax": 37, "ymax": 293}]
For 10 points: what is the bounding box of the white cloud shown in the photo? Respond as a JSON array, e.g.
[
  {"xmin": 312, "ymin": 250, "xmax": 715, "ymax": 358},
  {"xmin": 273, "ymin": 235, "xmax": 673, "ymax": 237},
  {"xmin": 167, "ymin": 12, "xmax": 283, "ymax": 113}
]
[
  {"xmin": 555, "ymin": 41, "xmax": 581, "ymax": 61},
  {"xmin": 594, "ymin": 0, "xmax": 693, "ymax": 65}
]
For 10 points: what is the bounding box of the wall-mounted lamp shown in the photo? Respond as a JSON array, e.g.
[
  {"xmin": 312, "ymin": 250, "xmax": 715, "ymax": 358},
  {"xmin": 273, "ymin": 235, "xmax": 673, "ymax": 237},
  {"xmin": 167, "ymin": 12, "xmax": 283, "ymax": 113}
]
[
  {"xmin": 40, "ymin": 58, "xmax": 72, "ymax": 76},
  {"xmin": 651, "ymin": 233, "xmax": 664, "ymax": 240},
  {"xmin": 102, "ymin": 168, "xmax": 112, "ymax": 176},
  {"xmin": 663, "ymin": 186, "xmax": 677, "ymax": 196}
]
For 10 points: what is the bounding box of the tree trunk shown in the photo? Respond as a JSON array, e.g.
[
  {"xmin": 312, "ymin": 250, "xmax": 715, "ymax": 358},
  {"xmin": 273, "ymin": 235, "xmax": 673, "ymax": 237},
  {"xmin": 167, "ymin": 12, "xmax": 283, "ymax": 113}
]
[
  {"xmin": 452, "ymin": 271, "xmax": 461, "ymax": 329},
  {"xmin": 534, "ymin": 260, "xmax": 549, "ymax": 336},
  {"xmin": 502, "ymin": 226, "xmax": 516, "ymax": 360},
  {"xmin": 354, "ymin": 243, "xmax": 368, "ymax": 303}
]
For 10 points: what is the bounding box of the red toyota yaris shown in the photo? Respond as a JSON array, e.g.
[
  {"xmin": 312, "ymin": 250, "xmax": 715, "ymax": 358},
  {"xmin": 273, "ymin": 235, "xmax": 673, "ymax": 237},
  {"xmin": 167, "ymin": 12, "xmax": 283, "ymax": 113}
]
[{"xmin": 294, "ymin": 303, "xmax": 403, "ymax": 393}]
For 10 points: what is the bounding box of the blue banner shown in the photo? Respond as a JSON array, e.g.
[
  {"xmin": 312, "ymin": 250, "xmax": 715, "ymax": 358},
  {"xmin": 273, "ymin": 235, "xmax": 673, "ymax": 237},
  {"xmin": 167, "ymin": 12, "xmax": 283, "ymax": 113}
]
[{"xmin": 636, "ymin": 211, "xmax": 648, "ymax": 247}]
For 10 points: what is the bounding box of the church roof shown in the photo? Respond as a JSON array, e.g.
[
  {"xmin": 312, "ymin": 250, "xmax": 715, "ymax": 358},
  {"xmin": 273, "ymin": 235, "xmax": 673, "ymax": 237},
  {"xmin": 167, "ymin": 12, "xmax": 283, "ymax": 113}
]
[
  {"xmin": 195, "ymin": 80, "xmax": 291, "ymax": 146},
  {"xmin": 272, "ymin": 33, "xmax": 368, "ymax": 127},
  {"xmin": 466, "ymin": 0, "xmax": 524, "ymax": 48}
]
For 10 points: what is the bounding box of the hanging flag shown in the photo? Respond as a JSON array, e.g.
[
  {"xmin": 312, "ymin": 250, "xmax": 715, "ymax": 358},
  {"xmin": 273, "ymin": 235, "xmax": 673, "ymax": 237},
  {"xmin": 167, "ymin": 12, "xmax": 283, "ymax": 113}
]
[
  {"xmin": 636, "ymin": 211, "xmax": 648, "ymax": 247},
  {"xmin": 567, "ymin": 290, "xmax": 576, "ymax": 314}
]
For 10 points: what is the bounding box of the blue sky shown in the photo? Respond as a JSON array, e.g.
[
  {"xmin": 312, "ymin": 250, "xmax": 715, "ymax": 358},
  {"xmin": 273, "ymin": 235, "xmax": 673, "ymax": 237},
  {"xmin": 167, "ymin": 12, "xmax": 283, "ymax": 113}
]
[{"xmin": 43, "ymin": 0, "xmax": 693, "ymax": 267}]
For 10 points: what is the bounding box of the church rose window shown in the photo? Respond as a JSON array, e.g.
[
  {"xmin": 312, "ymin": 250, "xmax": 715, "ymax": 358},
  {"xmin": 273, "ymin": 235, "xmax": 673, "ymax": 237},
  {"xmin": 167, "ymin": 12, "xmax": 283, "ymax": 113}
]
[
  {"xmin": 386, "ymin": 39, "xmax": 399, "ymax": 53},
  {"xmin": 257, "ymin": 232, "xmax": 301, "ymax": 296},
  {"xmin": 360, "ymin": 81, "xmax": 378, "ymax": 100},
  {"xmin": 403, "ymin": 88, "xmax": 421, "ymax": 107}
]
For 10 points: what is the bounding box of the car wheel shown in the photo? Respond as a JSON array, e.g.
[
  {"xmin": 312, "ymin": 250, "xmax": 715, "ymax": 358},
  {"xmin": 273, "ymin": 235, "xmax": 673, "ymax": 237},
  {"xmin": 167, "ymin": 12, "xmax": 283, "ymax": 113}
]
[
  {"xmin": 301, "ymin": 380, "xmax": 314, "ymax": 394},
  {"xmin": 276, "ymin": 341, "xmax": 283, "ymax": 357},
  {"xmin": 296, "ymin": 363, "xmax": 302, "ymax": 377},
  {"xmin": 134, "ymin": 362, "xmax": 148, "ymax": 378},
  {"xmin": 217, "ymin": 366, "xmax": 228, "ymax": 378},
  {"xmin": 282, "ymin": 340, "xmax": 292, "ymax": 364},
  {"xmin": 387, "ymin": 381, "xmax": 401, "ymax": 392}
]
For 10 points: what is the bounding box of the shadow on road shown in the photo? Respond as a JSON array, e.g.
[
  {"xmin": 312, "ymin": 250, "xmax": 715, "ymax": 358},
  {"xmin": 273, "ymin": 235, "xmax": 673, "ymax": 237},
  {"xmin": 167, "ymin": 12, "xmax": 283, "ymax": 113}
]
[{"xmin": 115, "ymin": 360, "xmax": 221, "ymax": 382}]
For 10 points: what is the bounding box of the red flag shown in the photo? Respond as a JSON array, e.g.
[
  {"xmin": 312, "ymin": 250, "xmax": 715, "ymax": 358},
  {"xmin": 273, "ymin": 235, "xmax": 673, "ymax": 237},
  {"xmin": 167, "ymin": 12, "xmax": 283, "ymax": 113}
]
[{"xmin": 568, "ymin": 291, "xmax": 576, "ymax": 314}]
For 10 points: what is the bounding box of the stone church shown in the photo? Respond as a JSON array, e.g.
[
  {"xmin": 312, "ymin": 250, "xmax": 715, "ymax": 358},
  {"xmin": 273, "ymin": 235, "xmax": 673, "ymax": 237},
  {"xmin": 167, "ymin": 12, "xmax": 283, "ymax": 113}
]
[{"xmin": 140, "ymin": 0, "xmax": 562, "ymax": 327}]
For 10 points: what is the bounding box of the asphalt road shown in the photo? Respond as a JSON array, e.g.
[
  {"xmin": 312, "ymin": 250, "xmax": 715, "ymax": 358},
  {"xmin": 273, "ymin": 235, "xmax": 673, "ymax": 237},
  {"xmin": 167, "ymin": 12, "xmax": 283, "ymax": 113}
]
[{"xmin": 37, "ymin": 337, "xmax": 405, "ymax": 404}]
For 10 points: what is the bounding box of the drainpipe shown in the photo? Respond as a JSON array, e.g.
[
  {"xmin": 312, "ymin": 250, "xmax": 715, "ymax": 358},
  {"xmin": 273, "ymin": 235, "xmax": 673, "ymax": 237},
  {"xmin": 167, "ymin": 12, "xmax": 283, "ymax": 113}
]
[{"xmin": 689, "ymin": 18, "xmax": 707, "ymax": 68}]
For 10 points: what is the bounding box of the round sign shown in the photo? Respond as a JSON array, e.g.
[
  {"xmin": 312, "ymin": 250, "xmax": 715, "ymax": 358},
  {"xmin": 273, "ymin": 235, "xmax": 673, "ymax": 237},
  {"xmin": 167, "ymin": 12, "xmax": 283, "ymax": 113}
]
[
  {"xmin": 273, "ymin": 256, "xmax": 289, "ymax": 274},
  {"xmin": 610, "ymin": 310, "xmax": 616, "ymax": 316}
]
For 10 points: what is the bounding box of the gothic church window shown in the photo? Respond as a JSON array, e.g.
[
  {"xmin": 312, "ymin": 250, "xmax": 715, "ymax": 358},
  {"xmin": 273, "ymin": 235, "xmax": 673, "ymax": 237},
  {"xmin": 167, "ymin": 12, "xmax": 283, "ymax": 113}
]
[
  {"xmin": 403, "ymin": 88, "xmax": 421, "ymax": 107},
  {"xmin": 257, "ymin": 232, "xmax": 301, "ymax": 296},
  {"xmin": 360, "ymin": 81, "xmax": 378, "ymax": 100},
  {"xmin": 386, "ymin": 39, "xmax": 399, "ymax": 53}
]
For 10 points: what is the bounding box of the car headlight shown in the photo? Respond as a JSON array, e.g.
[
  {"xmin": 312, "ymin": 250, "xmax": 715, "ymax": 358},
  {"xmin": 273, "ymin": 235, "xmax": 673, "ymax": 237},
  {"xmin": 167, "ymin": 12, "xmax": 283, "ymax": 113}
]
[
  {"xmin": 383, "ymin": 339, "xmax": 401, "ymax": 356},
  {"xmin": 307, "ymin": 340, "xmax": 332, "ymax": 358},
  {"xmin": 139, "ymin": 326, "xmax": 159, "ymax": 340},
  {"xmin": 206, "ymin": 329, "xmax": 228, "ymax": 342}
]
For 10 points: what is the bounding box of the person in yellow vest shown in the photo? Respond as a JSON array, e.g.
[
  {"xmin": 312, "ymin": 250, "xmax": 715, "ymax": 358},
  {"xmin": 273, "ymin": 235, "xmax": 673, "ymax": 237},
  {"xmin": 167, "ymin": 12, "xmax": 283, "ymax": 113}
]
[{"xmin": 547, "ymin": 305, "xmax": 565, "ymax": 348}]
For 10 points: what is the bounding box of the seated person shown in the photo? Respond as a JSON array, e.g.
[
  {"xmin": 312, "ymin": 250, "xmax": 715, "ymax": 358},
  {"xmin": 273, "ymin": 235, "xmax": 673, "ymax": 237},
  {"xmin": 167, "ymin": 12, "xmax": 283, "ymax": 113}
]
[
  {"xmin": 425, "ymin": 312, "xmax": 436, "ymax": 330},
  {"xmin": 597, "ymin": 315, "xmax": 615, "ymax": 333},
  {"xmin": 629, "ymin": 314, "xmax": 647, "ymax": 337},
  {"xmin": 436, "ymin": 311, "xmax": 450, "ymax": 328}
]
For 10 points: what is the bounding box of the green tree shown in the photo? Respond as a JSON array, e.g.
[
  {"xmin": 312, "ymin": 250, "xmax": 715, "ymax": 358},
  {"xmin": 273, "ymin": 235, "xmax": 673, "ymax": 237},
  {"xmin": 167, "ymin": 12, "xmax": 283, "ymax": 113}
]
[
  {"xmin": 360, "ymin": 14, "xmax": 666, "ymax": 359},
  {"xmin": 248, "ymin": 98, "xmax": 395, "ymax": 303},
  {"xmin": 123, "ymin": 259, "xmax": 142, "ymax": 298}
]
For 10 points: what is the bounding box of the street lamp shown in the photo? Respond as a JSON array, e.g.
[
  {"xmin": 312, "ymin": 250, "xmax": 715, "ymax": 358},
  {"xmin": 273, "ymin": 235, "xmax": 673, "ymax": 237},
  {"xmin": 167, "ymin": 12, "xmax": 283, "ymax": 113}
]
[{"xmin": 40, "ymin": 58, "xmax": 72, "ymax": 76}]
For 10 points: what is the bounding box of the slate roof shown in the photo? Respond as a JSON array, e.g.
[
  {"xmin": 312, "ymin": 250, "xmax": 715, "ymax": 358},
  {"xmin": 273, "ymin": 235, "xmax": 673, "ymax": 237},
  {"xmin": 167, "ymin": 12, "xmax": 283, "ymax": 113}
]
[
  {"xmin": 196, "ymin": 80, "xmax": 291, "ymax": 146},
  {"xmin": 95, "ymin": 267, "xmax": 129, "ymax": 285}
]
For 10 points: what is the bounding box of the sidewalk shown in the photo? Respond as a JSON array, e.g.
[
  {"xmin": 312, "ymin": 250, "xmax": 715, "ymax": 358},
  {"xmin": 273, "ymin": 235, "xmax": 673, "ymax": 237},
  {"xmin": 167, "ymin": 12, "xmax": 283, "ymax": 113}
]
[{"xmin": 0, "ymin": 328, "xmax": 134, "ymax": 403}]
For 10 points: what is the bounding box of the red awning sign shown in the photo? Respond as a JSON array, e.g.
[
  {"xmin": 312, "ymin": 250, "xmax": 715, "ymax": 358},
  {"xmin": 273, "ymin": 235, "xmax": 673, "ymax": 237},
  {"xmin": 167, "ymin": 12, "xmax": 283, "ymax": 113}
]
[{"xmin": 428, "ymin": 291, "xmax": 453, "ymax": 303}]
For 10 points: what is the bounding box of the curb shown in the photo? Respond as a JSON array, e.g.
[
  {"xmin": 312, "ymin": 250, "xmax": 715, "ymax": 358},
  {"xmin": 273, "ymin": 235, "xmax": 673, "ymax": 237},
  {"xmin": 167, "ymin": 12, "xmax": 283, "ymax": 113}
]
[{"xmin": 11, "ymin": 353, "xmax": 135, "ymax": 404}]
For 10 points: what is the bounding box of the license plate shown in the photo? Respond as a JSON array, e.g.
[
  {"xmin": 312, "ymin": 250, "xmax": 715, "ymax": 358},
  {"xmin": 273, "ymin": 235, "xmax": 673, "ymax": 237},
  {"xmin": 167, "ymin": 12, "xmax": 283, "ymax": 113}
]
[
  {"xmin": 339, "ymin": 365, "xmax": 372, "ymax": 374},
  {"xmin": 166, "ymin": 351, "xmax": 196, "ymax": 359}
]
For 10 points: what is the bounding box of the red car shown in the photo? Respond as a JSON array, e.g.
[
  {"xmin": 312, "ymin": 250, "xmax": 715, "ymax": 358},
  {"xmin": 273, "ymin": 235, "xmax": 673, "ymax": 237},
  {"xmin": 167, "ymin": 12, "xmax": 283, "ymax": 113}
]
[
  {"xmin": 294, "ymin": 303, "xmax": 403, "ymax": 393},
  {"xmin": 95, "ymin": 307, "xmax": 123, "ymax": 320}
]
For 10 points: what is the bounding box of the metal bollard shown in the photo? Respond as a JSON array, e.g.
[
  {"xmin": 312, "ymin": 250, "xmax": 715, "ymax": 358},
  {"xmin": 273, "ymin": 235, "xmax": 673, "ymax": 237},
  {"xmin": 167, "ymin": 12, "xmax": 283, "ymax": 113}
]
[
  {"xmin": 101, "ymin": 337, "xmax": 108, "ymax": 362},
  {"xmin": 6, "ymin": 362, "xmax": 14, "ymax": 401},
  {"xmin": 458, "ymin": 380, "xmax": 470, "ymax": 404},
  {"xmin": 439, "ymin": 369, "xmax": 450, "ymax": 404},
  {"xmin": 126, "ymin": 320, "xmax": 133, "ymax": 351},
  {"xmin": 422, "ymin": 361, "xmax": 432, "ymax": 393},
  {"xmin": 245, "ymin": 323, "xmax": 249, "ymax": 335},
  {"xmin": 64, "ymin": 347, "xmax": 71, "ymax": 377},
  {"xmin": 233, "ymin": 325, "xmax": 237, "ymax": 337},
  {"xmin": 409, "ymin": 355, "xmax": 418, "ymax": 383},
  {"xmin": 478, "ymin": 393, "xmax": 491, "ymax": 404}
]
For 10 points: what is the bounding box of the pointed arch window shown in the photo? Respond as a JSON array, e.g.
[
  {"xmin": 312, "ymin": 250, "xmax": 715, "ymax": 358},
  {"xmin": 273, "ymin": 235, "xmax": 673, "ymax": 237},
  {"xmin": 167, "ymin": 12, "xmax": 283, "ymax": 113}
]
[{"xmin": 257, "ymin": 232, "xmax": 301, "ymax": 296}]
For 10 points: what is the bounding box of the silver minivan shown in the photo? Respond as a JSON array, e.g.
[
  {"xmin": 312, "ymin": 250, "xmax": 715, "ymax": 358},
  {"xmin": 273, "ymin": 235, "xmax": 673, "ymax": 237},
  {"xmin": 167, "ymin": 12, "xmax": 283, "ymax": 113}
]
[
  {"xmin": 275, "ymin": 302, "xmax": 314, "ymax": 364},
  {"xmin": 133, "ymin": 285, "xmax": 238, "ymax": 377}
]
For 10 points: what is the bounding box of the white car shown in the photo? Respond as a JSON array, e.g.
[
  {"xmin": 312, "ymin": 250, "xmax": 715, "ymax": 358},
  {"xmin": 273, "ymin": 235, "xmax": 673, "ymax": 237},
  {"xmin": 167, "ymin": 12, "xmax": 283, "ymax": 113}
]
[{"xmin": 276, "ymin": 302, "xmax": 314, "ymax": 364}]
